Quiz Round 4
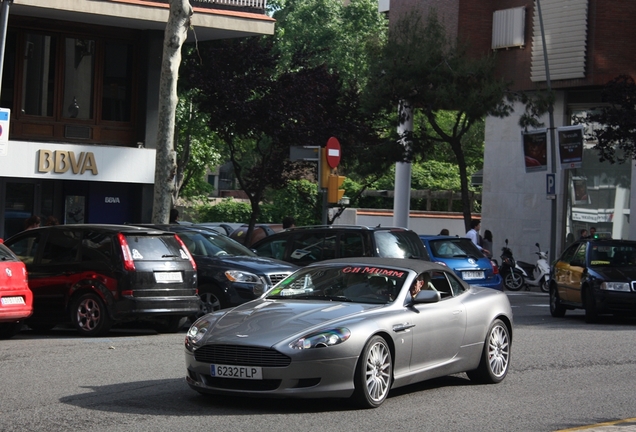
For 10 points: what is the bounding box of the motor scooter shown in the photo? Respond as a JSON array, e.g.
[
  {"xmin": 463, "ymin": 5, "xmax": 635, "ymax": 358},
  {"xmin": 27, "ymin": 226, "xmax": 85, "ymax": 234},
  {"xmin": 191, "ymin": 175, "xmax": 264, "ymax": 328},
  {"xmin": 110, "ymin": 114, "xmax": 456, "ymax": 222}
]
[
  {"xmin": 499, "ymin": 239, "xmax": 526, "ymax": 291},
  {"xmin": 516, "ymin": 243, "xmax": 550, "ymax": 292}
]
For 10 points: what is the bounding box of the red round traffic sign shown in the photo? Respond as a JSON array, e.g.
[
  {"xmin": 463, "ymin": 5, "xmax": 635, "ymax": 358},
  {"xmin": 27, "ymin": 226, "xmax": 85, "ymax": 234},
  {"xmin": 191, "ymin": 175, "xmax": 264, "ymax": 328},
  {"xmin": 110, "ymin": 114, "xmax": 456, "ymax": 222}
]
[{"xmin": 325, "ymin": 137, "xmax": 341, "ymax": 168}]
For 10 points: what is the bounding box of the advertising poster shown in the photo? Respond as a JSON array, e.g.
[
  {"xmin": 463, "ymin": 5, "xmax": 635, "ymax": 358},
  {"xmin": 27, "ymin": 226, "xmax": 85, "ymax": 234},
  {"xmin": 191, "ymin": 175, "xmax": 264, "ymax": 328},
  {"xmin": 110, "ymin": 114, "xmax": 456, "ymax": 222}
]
[
  {"xmin": 558, "ymin": 125, "xmax": 584, "ymax": 169},
  {"xmin": 521, "ymin": 129, "xmax": 548, "ymax": 172},
  {"xmin": 571, "ymin": 176, "xmax": 590, "ymax": 205}
]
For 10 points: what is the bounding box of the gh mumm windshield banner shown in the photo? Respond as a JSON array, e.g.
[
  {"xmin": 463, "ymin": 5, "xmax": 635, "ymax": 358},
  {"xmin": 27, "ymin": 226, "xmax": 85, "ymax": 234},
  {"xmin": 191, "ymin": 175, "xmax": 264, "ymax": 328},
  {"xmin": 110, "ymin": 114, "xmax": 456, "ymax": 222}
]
[
  {"xmin": 521, "ymin": 129, "xmax": 548, "ymax": 173},
  {"xmin": 557, "ymin": 125, "xmax": 584, "ymax": 170}
]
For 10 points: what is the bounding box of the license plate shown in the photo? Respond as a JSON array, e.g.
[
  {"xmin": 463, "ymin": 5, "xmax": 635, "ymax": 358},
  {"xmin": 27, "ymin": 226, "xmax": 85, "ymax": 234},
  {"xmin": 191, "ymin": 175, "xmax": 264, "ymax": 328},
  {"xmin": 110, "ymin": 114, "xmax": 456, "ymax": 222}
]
[
  {"xmin": 154, "ymin": 272, "xmax": 183, "ymax": 283},
  {"xmin": 1, "ymin": 296, "xmax": 26, "ymax": 305},
  {"xmin": 210, "ymin": 364, "xmax": 263, "ymax": 380},
  {"xmin": 462, "ymin": 271, "xmax": 484, "ymax": 280}
]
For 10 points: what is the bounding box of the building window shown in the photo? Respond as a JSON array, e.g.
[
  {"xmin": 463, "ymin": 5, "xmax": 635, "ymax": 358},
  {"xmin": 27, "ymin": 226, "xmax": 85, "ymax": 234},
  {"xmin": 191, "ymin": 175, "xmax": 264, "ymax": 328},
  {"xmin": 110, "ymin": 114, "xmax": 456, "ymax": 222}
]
[
  {"xmin": 64, "ymin": 38, "xmax": 95, "ymax": 120},
  {"xmin": 22, "ymin": 33, "xmax": 56, "ymax": 117},
  {"xmin": 1, "ymin": 21, "xmax": 138, "ymax": 146}
]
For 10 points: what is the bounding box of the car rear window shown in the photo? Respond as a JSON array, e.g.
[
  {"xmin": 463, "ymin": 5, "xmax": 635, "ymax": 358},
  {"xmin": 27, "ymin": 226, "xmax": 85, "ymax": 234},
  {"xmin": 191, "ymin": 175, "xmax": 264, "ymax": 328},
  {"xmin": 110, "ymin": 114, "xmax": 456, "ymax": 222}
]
[
  {"xmin": 429, "ymin": 238, "xmax": 482, "ymax": 258},
  {"xmin": 374, "ymin": 231, "xmax": 424, "ymax": 259},
  {"xmin": 0, "ymin": 244, "xmax": 18, "ymax": 261},
  {"xmin": 124, "ymin": 234, "xmax": 182, "ymax": 261}
]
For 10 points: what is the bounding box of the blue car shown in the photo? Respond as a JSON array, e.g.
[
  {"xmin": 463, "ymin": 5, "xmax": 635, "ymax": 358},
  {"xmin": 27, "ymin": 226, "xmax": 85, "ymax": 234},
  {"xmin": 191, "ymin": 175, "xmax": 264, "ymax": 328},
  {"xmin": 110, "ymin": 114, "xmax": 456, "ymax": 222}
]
[{"xmin": 419, "ymin": 235, "xmax": 503, "ymax": 291}]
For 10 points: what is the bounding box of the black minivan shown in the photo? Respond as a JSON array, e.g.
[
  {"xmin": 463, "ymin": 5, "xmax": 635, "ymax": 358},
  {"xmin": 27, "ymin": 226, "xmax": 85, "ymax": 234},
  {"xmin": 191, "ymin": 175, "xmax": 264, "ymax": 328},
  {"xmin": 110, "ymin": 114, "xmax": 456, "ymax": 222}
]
[
  {"xmin": 252, "ymin": 225, "xmax": 429, "ymax": 266},
  {"xmin": 3, "ymin": 224, "xmax": 199, "ymax": 336}
]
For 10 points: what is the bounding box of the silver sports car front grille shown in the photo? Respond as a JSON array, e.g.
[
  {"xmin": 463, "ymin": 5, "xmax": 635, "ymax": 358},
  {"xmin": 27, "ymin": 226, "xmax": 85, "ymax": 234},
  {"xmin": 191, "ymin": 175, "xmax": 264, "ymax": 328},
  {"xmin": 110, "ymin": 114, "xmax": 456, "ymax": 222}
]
[{"xmin": 194, "ymin": 344, "xmax": 291, "ymax": 367}]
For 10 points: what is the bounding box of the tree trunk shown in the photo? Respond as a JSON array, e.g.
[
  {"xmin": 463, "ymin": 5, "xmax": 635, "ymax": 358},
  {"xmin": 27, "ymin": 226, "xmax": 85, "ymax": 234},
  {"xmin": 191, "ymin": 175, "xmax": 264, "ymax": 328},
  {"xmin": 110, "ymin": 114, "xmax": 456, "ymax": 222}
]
[
  {"xmin": 450, "ymin": 138, "xmax": 473, "ymax": 233},
  {"xmin": 152, "ymin": 0, "xmax": 193, "ymax": 223}
]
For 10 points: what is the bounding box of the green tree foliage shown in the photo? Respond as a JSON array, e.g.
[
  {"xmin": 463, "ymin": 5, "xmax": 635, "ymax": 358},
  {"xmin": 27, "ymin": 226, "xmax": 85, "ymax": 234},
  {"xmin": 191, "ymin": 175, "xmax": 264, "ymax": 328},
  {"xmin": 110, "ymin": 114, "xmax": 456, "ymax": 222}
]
[
  {"xmin": 364, "ymin": 11, "xmax": 512, "ymax": 229},
  {"xmin": 181, "ymin": 36, "xmax": 379, "ymax": 240},
  {"xmin": 174, "ymin": 90, "xmax": 222, "ymax": 199},
  {"xmin": 261, "ymin": 180, "xmax": 322, "ymax": 226},
  {"xmin": 272, "ymin": 0, "xmax": 387, "ymax": 90},
  {"xmin": 194, "ymin": 198, "xmax": 252, "ymax": 223}
]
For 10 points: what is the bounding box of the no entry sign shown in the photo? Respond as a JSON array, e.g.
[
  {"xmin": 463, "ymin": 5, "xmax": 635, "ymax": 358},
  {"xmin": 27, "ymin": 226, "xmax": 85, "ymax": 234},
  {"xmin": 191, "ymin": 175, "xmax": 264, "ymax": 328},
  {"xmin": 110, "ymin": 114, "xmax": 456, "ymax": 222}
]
[{"xmin": 325, "ymin": 137, "xmax": 341, "ymax": 168}]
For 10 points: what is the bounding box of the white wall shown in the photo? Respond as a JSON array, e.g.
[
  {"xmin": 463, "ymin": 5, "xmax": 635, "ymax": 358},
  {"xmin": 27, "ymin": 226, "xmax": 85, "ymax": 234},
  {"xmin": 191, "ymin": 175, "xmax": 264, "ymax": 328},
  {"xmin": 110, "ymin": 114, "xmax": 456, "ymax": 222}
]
[{"xmin": 333, "ymin": 208, "xmax": 469, "ymax": 237}]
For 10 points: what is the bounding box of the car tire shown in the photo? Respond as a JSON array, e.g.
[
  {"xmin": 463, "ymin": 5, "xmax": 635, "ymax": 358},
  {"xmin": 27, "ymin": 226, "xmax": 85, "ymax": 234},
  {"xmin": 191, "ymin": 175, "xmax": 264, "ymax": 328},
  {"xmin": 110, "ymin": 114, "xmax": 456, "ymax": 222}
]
[
  {"xmin": 351, "ymin": 335, "xmax": 392, "ymax": 409},
  {"xmin": 154, "ymin": 316, "xmax": 187, "ymax": 333},
  {"xmin": 466, "ymin": 319, "xmax": 510, "ymax": 384},
  {"xmin": 195, "ymin": 285, "xmax": 225, "ymax": 319},
  {"xmin": 0, "ymin": 322, "xmax": 22, "ymax": 339},
  {"xmin": 71, "ymin": 292, "xmax": 112, "ymax": 337},
  {"xmin": 584, "ymin": 287, "xmax": 599, "ymax": 324},
  {"xmin": 504, "ymin": 272, "xmax": 524, "ymax": 291},
  {"xmin": 549, "ymin": 285, "xmax": 566, "ymax": 317}
]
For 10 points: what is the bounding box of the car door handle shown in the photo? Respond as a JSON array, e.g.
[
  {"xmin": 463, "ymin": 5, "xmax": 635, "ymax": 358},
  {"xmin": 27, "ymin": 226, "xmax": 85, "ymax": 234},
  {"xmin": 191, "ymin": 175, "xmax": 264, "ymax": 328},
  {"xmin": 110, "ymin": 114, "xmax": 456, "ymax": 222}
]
[{"xmin": 392, "ymin": 323, "xmax": 415, "ymax": 332}]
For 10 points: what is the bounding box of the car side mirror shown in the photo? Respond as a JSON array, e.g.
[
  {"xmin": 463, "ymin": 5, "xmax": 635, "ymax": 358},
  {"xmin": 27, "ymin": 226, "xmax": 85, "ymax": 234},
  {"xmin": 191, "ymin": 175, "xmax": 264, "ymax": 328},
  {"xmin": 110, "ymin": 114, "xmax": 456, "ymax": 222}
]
[{"xmin": 412, "ymin": 290, "xmax": 440, "ymax": 304}]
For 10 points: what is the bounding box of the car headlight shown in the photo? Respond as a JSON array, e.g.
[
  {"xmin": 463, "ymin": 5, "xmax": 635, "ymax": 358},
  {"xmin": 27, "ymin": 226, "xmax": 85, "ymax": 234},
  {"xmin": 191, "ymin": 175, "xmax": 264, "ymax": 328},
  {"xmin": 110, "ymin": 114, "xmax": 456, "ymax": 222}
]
[
  {"xmin": 185, "ymin": 315, "xmax": 220, "ymax": 349},
  {"xmin": 600, "ymin": 282, "xmax": 631, "ymax": 292},
  {"xmin": 289, "ymin": 327, "xmax": 351, "ymax": 350},
  {"xmin": 225, "ymin": 270, "xmax": 262, "ymax": 284}
]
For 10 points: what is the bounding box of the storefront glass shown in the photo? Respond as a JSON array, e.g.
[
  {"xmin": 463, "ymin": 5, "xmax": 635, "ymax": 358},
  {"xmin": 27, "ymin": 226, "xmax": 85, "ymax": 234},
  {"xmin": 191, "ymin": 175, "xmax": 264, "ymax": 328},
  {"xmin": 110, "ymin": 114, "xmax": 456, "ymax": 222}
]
[{"xmin": 566, "ymin": 110, "xmax": 631, "ymax": 243}]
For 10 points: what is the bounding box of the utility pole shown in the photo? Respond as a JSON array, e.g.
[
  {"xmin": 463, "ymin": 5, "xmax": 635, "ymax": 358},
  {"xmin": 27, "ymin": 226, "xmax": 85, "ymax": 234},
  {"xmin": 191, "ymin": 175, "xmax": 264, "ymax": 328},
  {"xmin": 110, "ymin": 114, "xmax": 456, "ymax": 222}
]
[{"xmin": 393, "ymin": 100, "xmax": 413, "ymax": 229}]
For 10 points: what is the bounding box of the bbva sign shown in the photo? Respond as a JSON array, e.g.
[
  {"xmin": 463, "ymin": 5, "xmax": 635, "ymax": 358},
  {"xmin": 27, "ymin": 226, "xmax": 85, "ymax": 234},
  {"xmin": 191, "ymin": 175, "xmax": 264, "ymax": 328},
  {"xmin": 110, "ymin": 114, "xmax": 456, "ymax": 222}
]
[{"xmin": 38, "ymin": 150, "xmax": 98, "ymax": 175}]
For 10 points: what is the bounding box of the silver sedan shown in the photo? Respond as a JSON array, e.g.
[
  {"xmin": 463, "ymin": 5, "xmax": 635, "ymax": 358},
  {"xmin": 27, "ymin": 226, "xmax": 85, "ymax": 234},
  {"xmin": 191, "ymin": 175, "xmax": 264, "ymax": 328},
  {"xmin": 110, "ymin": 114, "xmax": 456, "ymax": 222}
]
[{"xmin": 184, "ymin": 257, "xmax": 513, "ymax": 408}]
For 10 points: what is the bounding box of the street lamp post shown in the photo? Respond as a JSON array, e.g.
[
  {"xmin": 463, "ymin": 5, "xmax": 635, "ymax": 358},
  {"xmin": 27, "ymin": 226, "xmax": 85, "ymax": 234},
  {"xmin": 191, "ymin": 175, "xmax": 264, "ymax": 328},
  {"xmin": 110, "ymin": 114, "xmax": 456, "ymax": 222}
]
[{"xmin": 536, "ymin": 0, "xmax": 558, "ymax": 260}]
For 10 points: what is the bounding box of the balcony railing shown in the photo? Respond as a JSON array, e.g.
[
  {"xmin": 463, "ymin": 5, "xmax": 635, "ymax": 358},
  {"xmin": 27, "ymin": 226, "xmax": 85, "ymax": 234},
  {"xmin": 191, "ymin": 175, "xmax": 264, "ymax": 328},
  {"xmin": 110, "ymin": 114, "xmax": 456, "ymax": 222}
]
[{"xmin": 150, "ymin": 0, "xmax": 267, "ymax": 13}]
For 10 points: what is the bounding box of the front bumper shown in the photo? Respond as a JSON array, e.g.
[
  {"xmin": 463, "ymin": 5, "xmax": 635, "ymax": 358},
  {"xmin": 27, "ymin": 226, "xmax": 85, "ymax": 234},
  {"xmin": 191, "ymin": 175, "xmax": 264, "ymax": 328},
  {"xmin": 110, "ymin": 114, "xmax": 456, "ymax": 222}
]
[
  {"xmin": 594, "ymin": 289, "xmax": 636, "ymax": 316},
  {"xmin": 185, "ymin": 349, "xmax": 358, "ymax": 399}
]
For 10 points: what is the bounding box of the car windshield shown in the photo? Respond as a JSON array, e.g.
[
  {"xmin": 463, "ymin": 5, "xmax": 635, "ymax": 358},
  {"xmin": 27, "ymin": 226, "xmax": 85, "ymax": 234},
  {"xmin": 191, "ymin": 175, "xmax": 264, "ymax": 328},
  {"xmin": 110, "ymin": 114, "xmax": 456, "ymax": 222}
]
[
  {"xmin": 429, "ymin": 238, "xmax": 483, "ymax": 259},
  {"xmin": 265, "ymin": 264, "xmax": 410, "ymax": 304},
  {"xmin": 589, "ymin": 243, "xmax": 636, "ymax": 267},
  {"xmin": 177, "ymin": 231, "xmax": 256, "ymax": 257}
]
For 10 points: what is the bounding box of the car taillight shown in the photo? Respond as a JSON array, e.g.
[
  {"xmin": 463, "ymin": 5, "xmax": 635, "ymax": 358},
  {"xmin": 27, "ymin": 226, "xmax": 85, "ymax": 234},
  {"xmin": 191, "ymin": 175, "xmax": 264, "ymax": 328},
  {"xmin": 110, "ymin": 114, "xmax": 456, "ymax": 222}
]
[
  {"xmin": 174, "ymin": 234, "xmax": 197, "ymax": 271},
  {"xmin": 490, "ymin": 259, "xmax": 499, "ymax": 274},
  {"xmin": 117, "ymin": 233, "xmax": 136, "ymax": 271}
]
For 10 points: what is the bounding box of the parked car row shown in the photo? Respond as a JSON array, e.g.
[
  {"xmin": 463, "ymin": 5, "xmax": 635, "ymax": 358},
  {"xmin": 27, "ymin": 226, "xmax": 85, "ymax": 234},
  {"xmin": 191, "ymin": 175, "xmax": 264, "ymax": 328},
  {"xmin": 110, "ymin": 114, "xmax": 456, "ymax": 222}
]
[{"xmin": 1, "ymin": 223, "xmax": 512, "ymax": 338}]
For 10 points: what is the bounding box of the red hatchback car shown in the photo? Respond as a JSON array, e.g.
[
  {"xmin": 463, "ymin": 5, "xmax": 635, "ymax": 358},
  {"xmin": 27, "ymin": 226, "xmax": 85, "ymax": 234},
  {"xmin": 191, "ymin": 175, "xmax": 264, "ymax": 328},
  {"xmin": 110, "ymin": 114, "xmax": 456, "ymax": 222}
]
[{"xmin": 0, "ymin": 241, "xmax": 33, "ymax": 339}]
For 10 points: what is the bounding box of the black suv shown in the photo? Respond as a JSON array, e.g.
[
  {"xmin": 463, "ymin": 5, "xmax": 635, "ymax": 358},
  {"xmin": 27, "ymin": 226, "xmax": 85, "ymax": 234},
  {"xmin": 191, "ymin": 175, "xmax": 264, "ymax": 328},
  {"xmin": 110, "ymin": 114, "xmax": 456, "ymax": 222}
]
[
  {"xmin": 251, "ymin": 225, "xmax": 429, "ymax": 266},
  {"xmin": 134, "ymin": 225, "xmax": 298, "ymax": 314},
  {"xmin": 3, "ymin": 224, "xmax": 199, "ymax": 336}
]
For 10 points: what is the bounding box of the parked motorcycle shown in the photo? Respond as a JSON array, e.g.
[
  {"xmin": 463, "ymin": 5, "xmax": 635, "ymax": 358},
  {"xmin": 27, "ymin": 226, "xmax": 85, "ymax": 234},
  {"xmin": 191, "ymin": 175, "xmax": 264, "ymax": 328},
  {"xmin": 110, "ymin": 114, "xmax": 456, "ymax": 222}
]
[
  {"xmin": 500, "ymin": 239, "xmax": 526, "ymax": 291},
  {"xmin": 516, "ymin": 243, "xmax": 550, "ymax": 293}
]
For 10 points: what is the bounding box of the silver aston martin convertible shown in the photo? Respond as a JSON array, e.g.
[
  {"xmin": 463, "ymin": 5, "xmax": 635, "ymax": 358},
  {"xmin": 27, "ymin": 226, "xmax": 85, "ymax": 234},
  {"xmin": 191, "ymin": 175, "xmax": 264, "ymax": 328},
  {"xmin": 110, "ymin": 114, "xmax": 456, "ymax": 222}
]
[{"xmin": 184, "ymin": 257, "xmax": 513, "ymax": 408}]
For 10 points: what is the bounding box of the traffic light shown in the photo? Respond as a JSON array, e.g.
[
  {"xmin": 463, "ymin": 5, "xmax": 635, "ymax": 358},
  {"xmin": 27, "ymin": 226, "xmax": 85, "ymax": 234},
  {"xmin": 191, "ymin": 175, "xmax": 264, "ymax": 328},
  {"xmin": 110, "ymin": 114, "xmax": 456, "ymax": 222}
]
[{"xmin": 327, "ymin": 174, "xmax": 346, "ymax": 203}]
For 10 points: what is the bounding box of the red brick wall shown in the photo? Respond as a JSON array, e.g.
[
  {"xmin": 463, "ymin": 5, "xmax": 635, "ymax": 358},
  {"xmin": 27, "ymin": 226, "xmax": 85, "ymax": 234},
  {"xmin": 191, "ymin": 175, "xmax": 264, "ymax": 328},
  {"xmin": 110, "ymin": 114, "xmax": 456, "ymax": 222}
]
[{"xmin": 455, "ymin": 0, "xmax": 636, "ymax": 91}]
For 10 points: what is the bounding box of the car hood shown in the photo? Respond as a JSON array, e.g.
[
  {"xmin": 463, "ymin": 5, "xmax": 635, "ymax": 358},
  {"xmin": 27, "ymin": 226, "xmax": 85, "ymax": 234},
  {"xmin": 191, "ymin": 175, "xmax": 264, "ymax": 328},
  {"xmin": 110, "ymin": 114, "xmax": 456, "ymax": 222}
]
[
  {"xmin": 592, "ymin": 266, "xmax": 636, "ymax": 281},
  {"xmin": 200, "ymin": 299, "xmax": 379, "ymax": 347},
  {"xmin": 196, "ymin": 255, "xmax": 298, "ymax": 273}
]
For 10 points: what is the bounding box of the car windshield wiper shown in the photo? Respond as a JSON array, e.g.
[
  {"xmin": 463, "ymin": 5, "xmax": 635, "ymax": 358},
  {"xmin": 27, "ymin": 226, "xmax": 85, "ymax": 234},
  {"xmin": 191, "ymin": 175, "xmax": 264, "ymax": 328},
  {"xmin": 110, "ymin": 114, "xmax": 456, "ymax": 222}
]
[{"xmin": 161, "ymin": 254, "xmax": 179, "ymax": 258}]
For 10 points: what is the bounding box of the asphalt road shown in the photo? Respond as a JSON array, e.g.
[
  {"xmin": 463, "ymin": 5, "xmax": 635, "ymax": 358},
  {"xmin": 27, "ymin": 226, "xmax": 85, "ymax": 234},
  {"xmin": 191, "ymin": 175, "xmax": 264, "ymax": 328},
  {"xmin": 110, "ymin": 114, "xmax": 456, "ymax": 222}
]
[{"xmin": 1, "ymin": 291, "xmax": 635, "ymax": 432}]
